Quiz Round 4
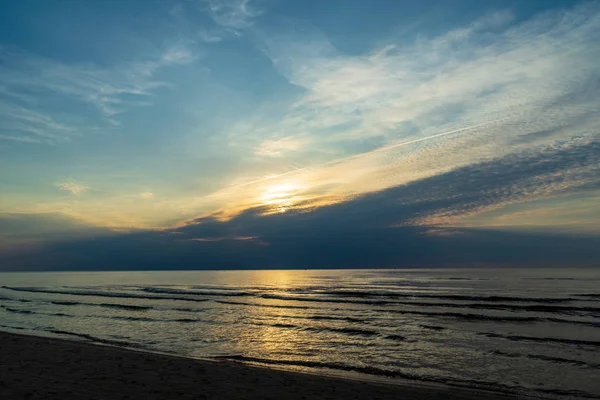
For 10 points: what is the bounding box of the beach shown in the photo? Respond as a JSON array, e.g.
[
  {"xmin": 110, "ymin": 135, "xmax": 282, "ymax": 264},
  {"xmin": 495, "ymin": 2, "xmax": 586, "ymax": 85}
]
[
  {"xmin": 2, "ymin": 269, "xmax": 599, "ymax": 399},
  {"xmin": 0, "ymin": 331, "xmax": 519, "ymax": 400}
]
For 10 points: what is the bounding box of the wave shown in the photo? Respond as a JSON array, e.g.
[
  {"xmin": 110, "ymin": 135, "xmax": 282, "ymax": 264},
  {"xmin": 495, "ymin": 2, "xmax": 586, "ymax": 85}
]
[
  {"xmin": 254, "ymin": 321, "xmax": 407, "ymax": 341},
  {"xmin": 174, "ymin": 318, "xmax": 200, "ymax": 323},
  {"xmin": 272, "ymin": 308, "xmax": 598, "ymax": 328},
  {"xmin": 6, "ymin": 286, "xmax": 600, "ymax": 329},
  {"xmin": 253, "ymin": 321, "xmax": 379, "ymax": 337},
  {"xmin": 35, "ymin": 291, "xmax": 600, "ymax": 320},
  {"xmin": 394, "ymin": 310, "xmax": 600, "ymax": 326},
  {"xmin": 306, "ymin": 326, "xmax": 379, "ymax": 337},
  {"xmin": 110, "ymin": 316, "xmax": 156, "ymax": 322},
  {"xmin": 51, "ymin": 300, "xmax": 153, "ymax": 311},
  {"xmin": 215, "ymin": 299, "xmax": 317, "ymax": 310},
  {"xmin": 289, "ymin": 290, "xmax": 576, "ymax": 303},
  {"xmin": 214, "ymin": 355, "xmax": 413, "ymax": 378},
  {"xmin": 0, "ymin": 324, "xmax": 26, "ymax": 330},
  {"xmin": 51, "ymin": 301, "xmax": 80, "ymax": 306},
  {"xmin": 51, "ymin": 299, "xmax": 153, "ymax": 311},
  {"xmin": 221, "ymin": 298, "xmax": 596, "ymax": 325},
  {"xmin": 3, "ymin": 286, "xmax": 211, "ymax": 303},
  {"xmin": 420, "ymin": 325, "xmax": 447, "ymax": 331},
  {"xmin": 389, "ymin": 301, "xmax": 600, "ymax": 315},
  {"xmin": 479, "ymin": 332, "xmax": 600, "ymax": 347},
  {"xmin": 384, "ymin": 334, "xmax": 406, "ymax": 341},
  {"xmin": 172, "ymin": 307, "xmax": 207, "ymax": 313},
  {"xmin": 546, "ymin": 318, "xmax": 600, "ymax": 328},
  {"xmin": 271, "ymin": 323, "xmax": 299, "ymax": 329},
  {"xmin": 141, "ymin": 287, "xmax": 251, "ymax": 297},
  {"xmin": 523, "ymin": 278, "xmax": 577, "ymax": 281},
  {"xmin": 385, "ymin": 309, "xmax": 540, "ymax": 322},
  {"xmin": 8, "ymin": 286, "xmax": 598, "ymax": 316},
  {"xmin": 1, "ymin": 303, "xmax": 206, "ymax": 324},
  {"xmin": 1, "ymin": 305, "xmax": 76, "ymax": 319},
  {"xmin": 255, "ymin": 293, "xmax": 600, "ymax": 315},
  {"xmin": 213, "ymin": 355, "xmax": 599, "ymax": 398},
  {"xmin": 0, "ymin": 296, "xmax": 33, "ymax": 303},
  {"xmin": 98, "ymin": 303, "xmax": 152, "ymax": 311},
  {"xmin": 305, "ymin": 315, "xmax": 367, "ymax": 323},
  {"xmin": 1, "ymin": 306, "xmax": 33, "ymax": 314},
  {"xmin": 44, "ymin": 328, "xmax": 145, "ymax": 349},
  {"xmin": 491, "ymin": 350, "xmax": 600, "ymax": 369},
  {"xmin": 15, "ymin": 307, "xmax": 207, "ymax": 324},
  {"xmin": 259, "ymin": 293, "xmax": 394, "ymax": 305},
  {"xmin": 51, "ymin": 299, "xmax": 211, "ymax": 314}
]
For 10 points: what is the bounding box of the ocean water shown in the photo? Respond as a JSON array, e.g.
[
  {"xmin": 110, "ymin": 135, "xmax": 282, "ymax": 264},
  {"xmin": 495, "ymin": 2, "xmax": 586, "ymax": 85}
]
[{"xmin": 1, "ymin": 268, "xmax": 599, "ymax": 399}]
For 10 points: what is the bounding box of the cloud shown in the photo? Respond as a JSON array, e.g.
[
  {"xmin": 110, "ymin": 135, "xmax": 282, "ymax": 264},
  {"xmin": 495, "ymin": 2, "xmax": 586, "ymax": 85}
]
[
  {"xmin": 199, "ymin": 29, "xmax": 224, "ymax": 43},
  {"xmin": 394, "ymin": 137, "xmax": 600, "ymax": 226},
  {"xmin": 158, "ymin": 45, "xmax": 197, "ymax": 67},
  {"xmin": 209, "ymin": 135, "xmax": 600, "ymax": 232},
  {"xmin": 139, "ymin": 192, "xmax": 154, "ymax": 199},
  {"xmin": 0, "ymin": 212, "xmax": 113, "ymax": 256},
  {"xmin": 206, "ymin": 0, "xmax": 262, "ymax": 30},
  {"xmin": 2, "ymin": 1, "xmax": 599, "ymax": 251},
  {"xmin": 0, "ymin": 101, "xmax": 79, "ymax": 144},
  {"xmin": 189, "ymin": 235, "xmax": 257, "ymax": 242},
  {"xmin": 5, "ymin": 139, "xmax": 598, "ymax": 271},
  {"xmin": 204, "ymin": 1, "xmax": 600, "ymax": 225},
  {"xmin": 0, "ymin": 44, "xmax": 197, "ymax": 144},
  {"xmin": 255, "ymin": 137, "xmax": 306, "ymax": 156},
  {"xmin": 464, "ymin": 198, "xmax": 600, "ymax": 232},
  {"xmin": 57, "ymin": 180, "xmax": 89, "ymax": 196},
  {"xmin": 229, "ymin": 2, "xmax": 600, "ymax": 171}
]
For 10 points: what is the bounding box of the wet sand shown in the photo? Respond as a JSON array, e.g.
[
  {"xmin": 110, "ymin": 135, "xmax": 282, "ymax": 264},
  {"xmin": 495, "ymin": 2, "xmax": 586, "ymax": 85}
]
[{"xmin": 0, "ymin": 331, "xmax": 518, "ymax": 400}]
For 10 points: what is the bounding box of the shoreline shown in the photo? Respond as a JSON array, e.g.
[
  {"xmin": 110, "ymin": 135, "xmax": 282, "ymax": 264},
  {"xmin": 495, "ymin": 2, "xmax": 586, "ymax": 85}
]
[{"xmin": 0, "ymin": 330, "xmax": 523, "ymax": 400}]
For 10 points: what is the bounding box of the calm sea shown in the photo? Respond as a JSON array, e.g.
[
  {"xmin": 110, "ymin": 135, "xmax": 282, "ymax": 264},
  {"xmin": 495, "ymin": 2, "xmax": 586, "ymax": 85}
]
[{"xmin": 1, "ymin": 268, "xmax": 599, "ymax": 399}]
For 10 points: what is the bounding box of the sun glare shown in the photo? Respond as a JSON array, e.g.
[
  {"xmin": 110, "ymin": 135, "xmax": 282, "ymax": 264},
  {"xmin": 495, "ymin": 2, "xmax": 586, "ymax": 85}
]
[
  {"xmin": 260, "ymin": 184, "xmax": 298, "ymax": 204},
  {"xmin": 257, "ymin": 183, "xmax": 308, "ymax": 213}
]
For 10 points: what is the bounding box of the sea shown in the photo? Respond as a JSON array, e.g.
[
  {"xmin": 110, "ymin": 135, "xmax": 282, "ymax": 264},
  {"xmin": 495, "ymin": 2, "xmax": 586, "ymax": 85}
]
[{"xmin": 1, "ymin": 268, "xmax": 599, "ymax": 399}]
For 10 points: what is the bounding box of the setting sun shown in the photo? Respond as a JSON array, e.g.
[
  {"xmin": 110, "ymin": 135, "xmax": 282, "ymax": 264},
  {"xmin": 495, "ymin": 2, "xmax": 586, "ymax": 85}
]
[
  {"xmin": 260, "ymin": 183, "xmax": 300, "ymax": 204},
  {"xmin": 1, "ymin": 1, "xmax": 600, "ymax": 399}
]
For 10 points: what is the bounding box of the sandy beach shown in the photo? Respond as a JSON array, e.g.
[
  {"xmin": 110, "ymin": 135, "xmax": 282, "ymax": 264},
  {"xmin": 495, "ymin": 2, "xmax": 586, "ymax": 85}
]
[{"xmin": 0, "ymin": 331, "xmax": 521, "ymax": 400}]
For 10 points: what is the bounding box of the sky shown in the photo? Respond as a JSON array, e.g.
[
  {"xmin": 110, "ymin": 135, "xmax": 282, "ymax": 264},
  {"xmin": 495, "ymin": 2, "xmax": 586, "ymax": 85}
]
[{"xmin": 0, "ymin": 0, "xmax": 599, "ymax": 270}]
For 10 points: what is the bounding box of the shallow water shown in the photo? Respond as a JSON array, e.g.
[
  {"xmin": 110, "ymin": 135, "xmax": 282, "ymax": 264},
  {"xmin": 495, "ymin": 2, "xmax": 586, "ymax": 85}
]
[{"xmin": 1, "ymin": 268, "xmax": 599, "ymax": 399}]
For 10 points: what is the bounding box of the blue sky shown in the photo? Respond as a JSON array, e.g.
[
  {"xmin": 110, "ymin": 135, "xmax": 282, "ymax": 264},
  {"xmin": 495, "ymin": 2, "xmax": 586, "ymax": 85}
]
[{"xmin": 1, "ymin": 0, "xmax": 599, "ymax": 269}]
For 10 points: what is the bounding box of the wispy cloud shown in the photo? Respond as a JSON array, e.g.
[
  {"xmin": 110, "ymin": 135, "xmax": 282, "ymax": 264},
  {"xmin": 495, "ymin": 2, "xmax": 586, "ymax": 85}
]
[
  {"xmin": 399, "ymin": 137, "xmax": 600, "ymax": 226},
  {"xmin": 255, "ymin": 137, "xmax": 306, "ymax": 157},
  {"xmin": 206, "ymin": 0, "xmax": 262, "ymax": 30},
  {"xmin": 57, "ymin": 180, "xmax": 89, "ymax": 196},
  {"xmin": 0, "ymin": 44, "xmax": 196, "ymax": 144},
  {"xmin": 210, "ymin": 2, "xmax": 600, "ymax": 226},
  {"xmin": 3, "ymin": 1, "xmax": 599, "ymax": 235},
  {"xmin": 199, "ymin": 29, "xmax": 225, "ymax": 43},
  {"xmin": 234, "ymin": 2, "xmax": 600, "ymax": 163},
  {"xmin": 0, "ymin": 101, "xmax": 79, "ymax": 144}
]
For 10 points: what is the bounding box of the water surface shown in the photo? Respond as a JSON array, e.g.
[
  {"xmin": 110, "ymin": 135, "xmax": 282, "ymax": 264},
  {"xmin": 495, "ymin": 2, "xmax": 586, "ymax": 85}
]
[{"xmin": 1, "ymin": 268, "xmax": 599, "ymax": 399}]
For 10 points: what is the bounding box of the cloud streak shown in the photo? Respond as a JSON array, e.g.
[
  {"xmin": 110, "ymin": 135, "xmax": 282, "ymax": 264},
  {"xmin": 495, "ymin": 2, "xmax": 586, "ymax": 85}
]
[
  {"xmin": 223, "ymin": 2, "xmax": 598, "ymax": 166},
  {"xmin": 206, "ymin": 0, "xmax": 262, "ymax": 30},
  {"xmin": 205, "ymin": 2, "xmax": 600, "ymax": 228},
  {"xmin": 57, "ymin": 180, "xmax": 89, "ymax": 196},
  {"xmin": 1, "ymin": 0, "xmax": 599, "ymax": 251},
  {"xmin": 4, "ymin": 136, "xmax": 599, "ymax": 270},
  {"xmin": 0, "ymin": 44, "xmax": 196, "ymax": 144}
]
